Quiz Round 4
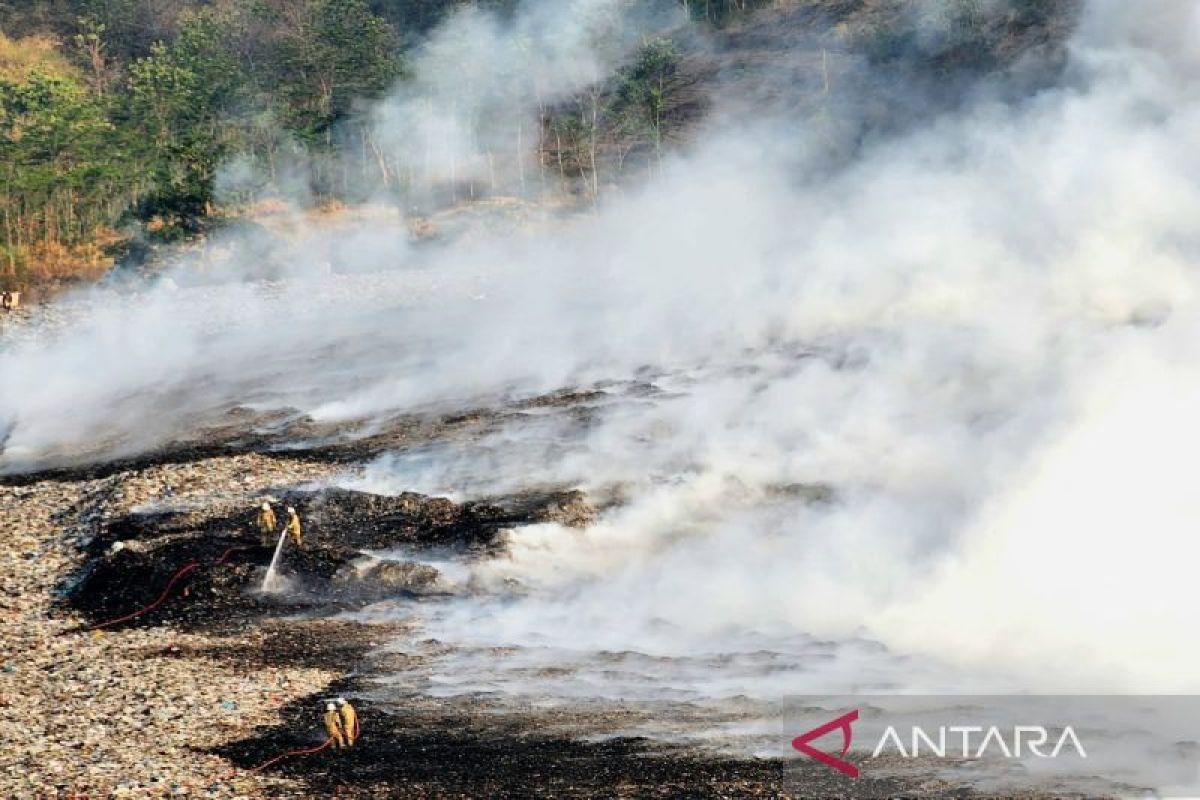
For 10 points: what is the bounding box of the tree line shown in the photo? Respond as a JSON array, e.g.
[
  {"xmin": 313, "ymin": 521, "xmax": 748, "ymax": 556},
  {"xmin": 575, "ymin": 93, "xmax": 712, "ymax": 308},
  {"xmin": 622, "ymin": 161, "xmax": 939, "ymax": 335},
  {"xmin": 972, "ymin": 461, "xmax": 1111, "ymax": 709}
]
[
  {"xmin": 0, "ymin": 0, "xmax": 1058, "ymax": 291},
  {"xmin": 0, "ymin": 0, "xmax": 722, "ymax": 289}
]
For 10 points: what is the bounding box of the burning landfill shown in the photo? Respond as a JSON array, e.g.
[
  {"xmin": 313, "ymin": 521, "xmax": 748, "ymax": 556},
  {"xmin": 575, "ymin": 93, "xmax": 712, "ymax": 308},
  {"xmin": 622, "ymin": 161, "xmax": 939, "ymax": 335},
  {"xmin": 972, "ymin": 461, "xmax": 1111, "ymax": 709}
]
[{"xmin": 3, "ymin": 0, "xmax": 1200, "ymax": 797}]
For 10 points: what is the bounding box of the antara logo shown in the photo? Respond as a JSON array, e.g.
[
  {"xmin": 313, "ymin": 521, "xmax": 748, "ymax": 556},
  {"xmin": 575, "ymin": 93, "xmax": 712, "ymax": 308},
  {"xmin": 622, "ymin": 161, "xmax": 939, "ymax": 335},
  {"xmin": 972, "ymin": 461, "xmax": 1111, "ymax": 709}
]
[
  {"xmin": 791, "ymin": 710, "xmax": 860, "ymax": 778},
  {"xmin": 792, "ymin": 710, "xmax": 1088, "ymax": 778}
]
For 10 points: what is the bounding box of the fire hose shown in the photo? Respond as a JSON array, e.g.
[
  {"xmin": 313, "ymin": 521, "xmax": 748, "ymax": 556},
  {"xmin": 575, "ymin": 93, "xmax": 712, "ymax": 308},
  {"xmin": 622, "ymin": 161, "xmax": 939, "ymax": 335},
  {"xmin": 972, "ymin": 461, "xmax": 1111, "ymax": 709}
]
[
  {"xmin": 86, "ymin": 544, "xmax": 251, "ymax": 631},
  {"xmin": 242, "ymin": 736, "xmax": 337, "ymax": 774},
  {"xmin": 233, "ymin": 703, "xmax": 359, "ymax": 775},
  {"xmin": 82, "ymin": 544, "xmax": 350, "ymax": 780}
]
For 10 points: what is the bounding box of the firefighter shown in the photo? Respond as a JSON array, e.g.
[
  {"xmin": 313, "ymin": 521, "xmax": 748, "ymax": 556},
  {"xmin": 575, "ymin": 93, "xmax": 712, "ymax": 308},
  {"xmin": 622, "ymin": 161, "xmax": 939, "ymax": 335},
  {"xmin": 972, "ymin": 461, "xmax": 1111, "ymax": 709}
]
[
  {"xmin": 336, "ymin": 697, "xmax": 359, "ymax": 747},
  {"xmin": 283, "ymin": 506, "xmax": 302, "ymax": 548},
  {"xmin": 323, "ymin": 701, "xmax": 347, "ymax": 749},
  {"xmin": 256, "ymin": 502, "xmax": 277, "ymax": 546}
]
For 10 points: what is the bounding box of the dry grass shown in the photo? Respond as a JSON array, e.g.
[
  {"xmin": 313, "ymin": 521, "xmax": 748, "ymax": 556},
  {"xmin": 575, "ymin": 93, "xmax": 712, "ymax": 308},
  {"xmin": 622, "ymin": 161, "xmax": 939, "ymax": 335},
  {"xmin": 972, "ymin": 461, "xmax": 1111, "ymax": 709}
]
[
  {"xmin": 0, "ymin": 230, "xmax": 124, "ymax": 300},
  {"xmin": 0, "ymin": 31, "xmax": 75, "ymax": 82}
]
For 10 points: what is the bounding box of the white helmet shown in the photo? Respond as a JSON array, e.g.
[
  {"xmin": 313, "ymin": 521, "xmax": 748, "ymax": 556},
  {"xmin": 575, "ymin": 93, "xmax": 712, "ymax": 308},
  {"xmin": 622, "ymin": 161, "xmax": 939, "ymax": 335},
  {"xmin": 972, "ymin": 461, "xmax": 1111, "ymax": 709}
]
[
  {"xmin": 261, "ymin": 502, "xmax": 271, "ymax": 510},
  {"xmin": 287, "ymin": 506, "xmax": 296, "ymax": 514},
  {"xmin": 326, "ymin": 702, "xmax": 337, "ymax": 711}
]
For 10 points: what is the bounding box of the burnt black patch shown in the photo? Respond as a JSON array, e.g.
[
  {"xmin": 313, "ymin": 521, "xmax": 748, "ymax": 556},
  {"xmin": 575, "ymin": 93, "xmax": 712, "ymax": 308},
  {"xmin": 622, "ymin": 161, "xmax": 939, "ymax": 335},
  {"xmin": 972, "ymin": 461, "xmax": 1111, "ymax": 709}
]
[
  {"xmin": 214, "ymin": 686, "xmax": 796, "ymax": 799},
  {"xmin": 60, "ymin": 486, "xmax": 594, "ymax": 633}
]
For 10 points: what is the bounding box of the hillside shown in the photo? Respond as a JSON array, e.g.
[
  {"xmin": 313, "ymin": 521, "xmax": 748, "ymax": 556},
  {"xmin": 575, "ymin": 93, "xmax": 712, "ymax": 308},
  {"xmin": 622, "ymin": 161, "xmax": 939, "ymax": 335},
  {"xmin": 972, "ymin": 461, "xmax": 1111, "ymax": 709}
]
[{"xmin": 0, "ymin": 0, "xmax": 1080, "ymax": 298}]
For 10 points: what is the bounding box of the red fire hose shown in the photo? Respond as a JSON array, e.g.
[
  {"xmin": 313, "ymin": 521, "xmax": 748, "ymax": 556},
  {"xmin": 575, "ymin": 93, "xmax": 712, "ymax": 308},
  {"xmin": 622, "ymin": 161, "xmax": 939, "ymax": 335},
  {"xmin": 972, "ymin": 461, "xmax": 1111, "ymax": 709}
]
[
  {"xmin": 86, "ymin": 544, "xmax": 251, "ymax": 631},
  {"xmin": 85, "ymin": 544, "xmax": 347, "ymax": 781},
  {"xmin": 244, "ymin": 736, "xmax": 336, "ymax": 773}
]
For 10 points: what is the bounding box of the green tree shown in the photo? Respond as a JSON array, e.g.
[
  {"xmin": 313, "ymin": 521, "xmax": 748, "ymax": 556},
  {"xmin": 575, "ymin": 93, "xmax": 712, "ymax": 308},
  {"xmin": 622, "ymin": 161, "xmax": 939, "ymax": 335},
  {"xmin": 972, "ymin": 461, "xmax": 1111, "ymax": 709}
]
[
  {"xmin": 0, "ymin": 66, "xmax": 135, "ymax": 281},
  {"xmin": 613, "ymin": 37, "xmax": 681, "ymax": 166},
  {"xmin": 125, "ymin": 11, "xmax": 246, "ymax": 230},
  {"xmin": 677, "ymin": 0, "xmax": 774, "ymax": 26},
  {"xmin": 270, "ymin": 0, "xmax": 401, "ymax": 144}
]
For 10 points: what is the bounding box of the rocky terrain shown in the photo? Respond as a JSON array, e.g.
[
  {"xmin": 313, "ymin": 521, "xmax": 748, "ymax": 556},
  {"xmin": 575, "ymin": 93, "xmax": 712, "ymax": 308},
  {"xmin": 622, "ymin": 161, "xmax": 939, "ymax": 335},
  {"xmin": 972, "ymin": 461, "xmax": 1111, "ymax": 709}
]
[
  {"xmin": 2, "ymin": 440, "xmax": 804, "ymax": 798},
  {"xmin": 2, "ymin": 453, "xmax": 344, "ymax": 798}
]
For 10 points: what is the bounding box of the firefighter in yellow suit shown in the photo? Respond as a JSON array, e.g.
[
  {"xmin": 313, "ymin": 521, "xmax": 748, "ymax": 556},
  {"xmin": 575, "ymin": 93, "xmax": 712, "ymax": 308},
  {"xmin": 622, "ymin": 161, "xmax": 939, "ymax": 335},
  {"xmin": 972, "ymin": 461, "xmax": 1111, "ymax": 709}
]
[
  {"xmin": 256, "ymin": 502, "xmax": 277, "ymax": 546},
  {"xmin": 323, "ymin": 701, "xmax": 347, "ymax": 748},
  {"xmin": 336, "ymin": 697, "xmax": 359, "ymax": 747},
  {"xmin": 283, "ymin": 506, "xmax": 302, "ymax": 548}
]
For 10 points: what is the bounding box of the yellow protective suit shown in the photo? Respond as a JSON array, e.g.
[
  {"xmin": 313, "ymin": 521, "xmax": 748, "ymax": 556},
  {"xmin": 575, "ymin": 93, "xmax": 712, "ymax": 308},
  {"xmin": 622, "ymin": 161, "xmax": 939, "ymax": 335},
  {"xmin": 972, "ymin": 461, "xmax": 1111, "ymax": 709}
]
[
  {"xmin": 338, "ymin": 700, "xmax": 359, "ymax": 746},
  {"xmin": 324, "ymin": 706, "xmax": 347, "ymax": 748},
  {"xmin": 284, "ymin": 510, "xmax": 302, "ymax": 547},
  {"xmin": 256, "ymin": 506, "xmax": 277, "ymax": 545}
]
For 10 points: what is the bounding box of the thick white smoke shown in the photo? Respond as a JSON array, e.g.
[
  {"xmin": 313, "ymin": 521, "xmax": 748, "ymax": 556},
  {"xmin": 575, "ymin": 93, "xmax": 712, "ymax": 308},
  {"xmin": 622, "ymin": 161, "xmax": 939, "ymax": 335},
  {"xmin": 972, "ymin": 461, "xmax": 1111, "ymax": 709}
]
[
  {"xmin": 3, "ymin": 0, "xmax": 1200, "ymax": 702},
  {"xmin": 362, "ymin": 0, "xmax": 1200, "ymax": 695},
  {"xmin": 369, "ymin": 0, "xmax": 679, "ymax": 194}
]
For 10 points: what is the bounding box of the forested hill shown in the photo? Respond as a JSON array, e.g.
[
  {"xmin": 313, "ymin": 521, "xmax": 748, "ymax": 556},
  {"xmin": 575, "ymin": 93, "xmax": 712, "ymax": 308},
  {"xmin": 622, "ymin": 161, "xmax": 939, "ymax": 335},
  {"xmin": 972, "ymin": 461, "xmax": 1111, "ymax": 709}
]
[{"xmin": 0, "ymin": 0, "xmax": 1079, "ymax": 296}]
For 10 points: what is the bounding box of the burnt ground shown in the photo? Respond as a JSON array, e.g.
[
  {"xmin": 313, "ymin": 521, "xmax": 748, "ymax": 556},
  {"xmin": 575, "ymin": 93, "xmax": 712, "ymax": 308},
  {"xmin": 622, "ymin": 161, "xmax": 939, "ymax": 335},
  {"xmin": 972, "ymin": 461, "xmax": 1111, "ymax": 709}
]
[
  {"xmin": 6, "ymin": 379, "xmax": 1070, "ymax": 798},
  {"xmin": 43, "ymin": 470, "xmax": 973, "ymax": 799},
  {"xmin": 218, "ymin": 687, "xmax": 793, "ymax": 799},
  {"xmin": 46, "ymin": 477, "xmax": 777, "ymax": 797},
  {"xmin": 211, "ymin": 659, "xmax": 977, "ymax": 800},
  {"xmin": 2, "ymin": 375, "xmax": 1064, "ymax": 799},
  {"xmin": 200, "ymin": 626, "xmax": 931, "ymax": 799},
  {"xmin": 0, "ymin": 384, "xmax": 626, "ymax": 487},
  {"xmin": 59, "ymin": 484, "xmax": 595, "ymax": 633},
  {"xmin": 40, "ymin": 470, "xmax": 1032, "ymax": 800},
  {"xmin": 52, "ymin": 493, "xmax": 801, "ymax": 798}
]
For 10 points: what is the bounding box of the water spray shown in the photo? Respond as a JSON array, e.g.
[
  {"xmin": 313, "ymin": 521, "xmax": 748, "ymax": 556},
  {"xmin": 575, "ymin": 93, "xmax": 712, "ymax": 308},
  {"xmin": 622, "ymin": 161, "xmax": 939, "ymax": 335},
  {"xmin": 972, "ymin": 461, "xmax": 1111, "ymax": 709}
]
[{"xmin": 261, "ymin": 527, "xmax": 290, "ymax": 594}]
